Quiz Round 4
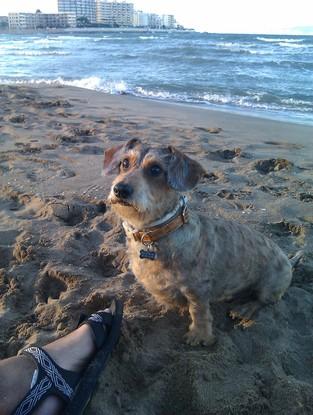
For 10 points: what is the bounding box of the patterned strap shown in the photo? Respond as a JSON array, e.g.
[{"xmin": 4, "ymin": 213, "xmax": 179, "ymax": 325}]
[
  {"xmin": 13, "ymin": 347, "xmax": 79, "ymax": 415},
  {"xmin": 84, "ymin": 311, "xmax": 112, "ymax": 350}
]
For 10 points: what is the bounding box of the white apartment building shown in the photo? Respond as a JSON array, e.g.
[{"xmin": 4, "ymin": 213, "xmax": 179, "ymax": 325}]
[
  {"xmin": 8, "ymin": 11, "xmax": 74, "ymax": 29},
  {"xmin": 58, "ymin": 0, "xmax": 96, "ymax": 23},
  {"xmin": 133, "ymin": 11, "xmax": 177, "ymax": 29},
  {"xmin": 96, "ymin": 1, "xmax": 134, "ymax": 26},
  {"xmin": 161, "ymin": 15, "xmax": 176, "ymax": 29},
  {"xmin": 8, "ymin": 13, "xmax": 36, "ymax": 29},
  {"xmin": 148, "ymin": 13, "xmax": 161, "ymax": 29},
  {"xmin": 133, "ymin": 10, "xmax": 149, "ymax": 27}
]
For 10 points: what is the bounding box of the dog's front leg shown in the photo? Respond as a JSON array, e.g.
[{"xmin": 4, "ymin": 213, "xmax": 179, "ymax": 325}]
[{"xmin": 182, "ymin": 288, "xmax": 216, "ymax": 346}]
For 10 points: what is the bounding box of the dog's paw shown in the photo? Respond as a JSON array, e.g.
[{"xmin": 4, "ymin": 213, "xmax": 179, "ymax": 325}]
[
  {"xmin": 184, "ymin": 329, "xmax": 216, "ymax": 346},
  {"xmin": 234, "ymin": 317, "xmax": 255, "ymax": 329},
  {"xmin": 229, "ymin": 301, "xmax": 260, "ymax": 329}
]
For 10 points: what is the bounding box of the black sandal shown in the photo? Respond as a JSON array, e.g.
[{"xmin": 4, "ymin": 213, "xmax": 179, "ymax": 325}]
[{"xmin": 12, "ymin": 299, "xmax": 123, "ymax": 415}]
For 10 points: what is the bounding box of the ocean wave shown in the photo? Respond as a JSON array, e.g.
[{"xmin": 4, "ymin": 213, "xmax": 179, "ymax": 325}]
[
  {"xmin": 215, "ymin": 42, "xmax": 270, "ymax": 55},
  {"xmin": 139, "ymin": 36, "xmax": 159, "ymax": 40},
  {"xmin": 281, "ymin": 97, "xmax": 313, "ymax": 107},
  {"xmin": 133, "ymin": 87, "xmax": 172, "ymax": 99},
  {"xmin": 93, "ymin": 36, "xmax": 124, "ymax": 41},
  {"xmin": 1, "ymin": 76, "xmax": 129, "ymax": 94},
  {"xmin": 132, "ymin": 89, "xmax": 313, "ymax": 114},
  {"xmin": 33, "ymin": 38, "xmax": 59, "ymax": 44},
  {"xmin": 0, "ymin": 44, "xmax": 27, "ymax": 50},
  {"xmin": 201, "ymin": 92, "xmax": 313, "ymax": 113},
  {"xmin": 3, "ymin": 51, "xmax": 70, "ymax": 56},
  {"xmin": 257, "ymin": 37, "xmax": 304, "ymax": 43},
  {"xmin": 54, "ymin": 35, "xmax": 93, "ymax": 41},
  {"xmin": 278, "ymin": 42, "xmax": 304, "ymax": 48}
]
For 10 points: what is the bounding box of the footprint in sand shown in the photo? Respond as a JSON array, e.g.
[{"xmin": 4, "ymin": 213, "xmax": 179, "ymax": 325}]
[
  {"xmin": 55, "ymin": 126, "xmax": 98, "ymax": 145},
  {"xmin": 32, "ymin": 99, "xmax": 72, "ymax": 109},
  {"xmin": 36, "ymin": 269, "xmax": 70, "ymax": 303},
  {"xmin": 209, "ymin": 148, "xmax": 243, "ymax": 161},
  {"xmin": 254, "ymin": 159, "xmax": 293, "ymax": 174},
  {"xmin": 197, "ymin": 127, "xmax": 223, "ymax": 134},
  {"xmin": 266, "ymin": 220, "xmax": 305, "ymax": 238},
  {"xmin": 299, "ymin": 193, "xmax": 313, "ymax": 202},
  {"xmin": 73, "ymin": 145, "xmax": 103, "ymax": 155},
  {"xmin": 259, "ymin": 185, "xmax": 290, "ymax": 197},
  {"xmin": 46, "ymin": 198, "xmax": 106, "ymax": 226},
  {"xmin": 8, "ymin": 114, "xmax": 25, "ymax": 124}
]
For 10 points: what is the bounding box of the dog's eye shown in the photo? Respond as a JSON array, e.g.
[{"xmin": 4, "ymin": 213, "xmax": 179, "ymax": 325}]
[
  {"xmin": 122, "ymin": 158, "xmax": 130, "ymax": 170},
  {"xmin": 149, "ymin": 164, "xmax": 162, "ymax": 176}
]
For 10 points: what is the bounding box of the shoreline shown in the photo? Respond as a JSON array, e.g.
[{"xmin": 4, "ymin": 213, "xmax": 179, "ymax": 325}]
[
  {"xmin": 40, "ymin": 84, "xmax": 313, "ymax": 145},
  {"xmin": 3, "ymin": 82, "xmax": 313, "ymax": 128},
  {"xmin": 143, "ymin": 94, "xmax": 313, "ymax": 127},
  {"xmin": 1, "ymin": 84, "xmax": 313, "ymax": 414},
  {"xmin": 0, "ymin": 27, "xmax": 194, "ymax": 35}
]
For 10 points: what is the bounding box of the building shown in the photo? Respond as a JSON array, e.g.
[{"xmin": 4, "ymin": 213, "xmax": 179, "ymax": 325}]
[
  {"xmin": 96, "ymin": 1, "xmax": 134, "ymax": 27},
  {"xmin": 58, "ymin": 0, "xmax": 96, "ymax": 24},
  {"xmin": 148, "ymin": 13, "xmax": 161, "ymax": 29},
  {"xmin": 161, "ymin": 15, "xmax": 176, "ymax": 29},
  {"xmin": 8, "ymin": 11, "xmax": 75, "ymax": 29},
  {"xmin": 8, "ymin": 13, "xmax": 36, "ymax": 30},
  {"xmin": 133, "ymin": 10, "xmax": 149, "ymax": 27}
]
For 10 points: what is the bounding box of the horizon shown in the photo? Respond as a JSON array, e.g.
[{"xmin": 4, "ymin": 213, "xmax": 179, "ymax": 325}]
[{"xmin": 0, "ymin": 0, "xmax": 312, "ymax": 35}]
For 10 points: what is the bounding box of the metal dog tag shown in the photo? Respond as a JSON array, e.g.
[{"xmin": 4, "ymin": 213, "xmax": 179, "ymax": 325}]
[{"xmin": 140, "ymin": 249, "xmax": 156, "ymax": 260}]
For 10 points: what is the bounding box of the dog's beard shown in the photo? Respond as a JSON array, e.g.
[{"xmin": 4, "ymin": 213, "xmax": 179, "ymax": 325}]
[
  {"xmin": 109, "ymin": 196, "xmax": 141, "ymax": 214},
  {"xmin": 109, "ymin": 197, "xmax": 157, "ymax": 228},
  {"xmin": 110, "ymin": 199, "xmax": 134, "ymax": 208},
  {"xmin": 108, "ymin": 190, "xmax": 180, "ymax": 228}
]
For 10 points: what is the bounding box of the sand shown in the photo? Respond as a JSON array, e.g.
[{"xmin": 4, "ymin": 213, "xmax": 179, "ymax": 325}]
[{"xmin": 0, "ymin": 84, "xmax": 313, "ymax": 414}]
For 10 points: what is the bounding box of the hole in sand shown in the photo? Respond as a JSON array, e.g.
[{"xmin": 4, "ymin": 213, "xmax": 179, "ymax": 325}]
[
  {"xmin": 255, "ymin": 159, "xmax": 293, "ymax": 174},
  {"xmin": 37, "ymin": 272, "xmax": 67, "ymax": 303}
]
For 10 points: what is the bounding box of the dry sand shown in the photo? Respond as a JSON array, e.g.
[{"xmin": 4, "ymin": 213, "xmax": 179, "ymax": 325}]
[{"xmin": 0, "ymin": 84, "xmax": 313, "ymax": 414}]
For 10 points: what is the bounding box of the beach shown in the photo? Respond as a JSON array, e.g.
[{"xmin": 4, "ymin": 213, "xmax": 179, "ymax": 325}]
[{"xmin": 1, "ymin": 83, "xmax": 313, "ymax": 414}]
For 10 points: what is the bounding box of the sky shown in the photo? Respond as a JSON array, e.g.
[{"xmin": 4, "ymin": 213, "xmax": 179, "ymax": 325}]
[{"xmin": 0, "ymin": 0, "xmax": 312, "ymax": 34}]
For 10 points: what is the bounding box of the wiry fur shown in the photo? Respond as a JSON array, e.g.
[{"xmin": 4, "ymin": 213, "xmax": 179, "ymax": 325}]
[{"xmin": 104, "ymin": 139, "xmax": 293, "ymax": 345}]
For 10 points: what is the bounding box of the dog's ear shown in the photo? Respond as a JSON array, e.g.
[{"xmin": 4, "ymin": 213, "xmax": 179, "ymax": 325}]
[
  {"xmin": 103, "ymin": 143, "xmax": 124, "ymax": 175},
  {"xmin": 167, "ymin": 146, "xmax": 206, "ymax": 191},
  {"xmin": 103, "ymin": 139, "xmax": 142, "ymax": 175}
]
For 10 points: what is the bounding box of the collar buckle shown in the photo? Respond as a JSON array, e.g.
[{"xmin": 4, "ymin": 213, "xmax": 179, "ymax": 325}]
[{"xmin": 141, "ymin": 232, "xmax": 154, "ymax": 246}]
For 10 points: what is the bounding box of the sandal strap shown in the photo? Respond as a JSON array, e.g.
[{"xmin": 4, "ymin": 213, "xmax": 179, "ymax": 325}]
[
  {"xmin": 13, "ymin": 347, "xmax": 80, "ymax": 415},
  {"xmin": 13, "ymin": 374, "xmax": 52, "ymax": 415},
  {"xmin": 83, "ymin": 311, "xmax": 113, "ymax": 350}
]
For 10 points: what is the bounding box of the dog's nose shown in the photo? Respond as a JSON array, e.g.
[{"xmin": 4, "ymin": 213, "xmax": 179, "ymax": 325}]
[{"xmin": 113, "ymin": 183, "xmax": 133, "ymax": 199}]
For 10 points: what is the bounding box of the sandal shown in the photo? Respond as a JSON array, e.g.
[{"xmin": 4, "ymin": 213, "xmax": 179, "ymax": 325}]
[{"xmin": 12, "ymin": 299, "xmax": 123, "ymax": 415}]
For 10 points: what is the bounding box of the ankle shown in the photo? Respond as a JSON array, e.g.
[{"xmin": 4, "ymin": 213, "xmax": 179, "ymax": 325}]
[{"xmin": 43, "ymin": 325, "xmax": 96, "ymax": 373}]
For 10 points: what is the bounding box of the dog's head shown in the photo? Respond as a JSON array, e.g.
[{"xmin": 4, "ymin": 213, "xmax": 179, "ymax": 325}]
[{"xmin": 103, "ymin": 138, "xmax": 205, "ymax": 227}]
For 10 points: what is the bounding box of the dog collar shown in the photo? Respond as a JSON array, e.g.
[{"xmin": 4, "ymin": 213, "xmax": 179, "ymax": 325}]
[{"xmin": 123, "ymin": 196, "xmax": 188, "ymax": 246}]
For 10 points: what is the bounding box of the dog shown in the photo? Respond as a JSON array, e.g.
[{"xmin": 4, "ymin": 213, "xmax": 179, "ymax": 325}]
[{"xmin": 103, "ymin": 138, "xmax": 295, "ymax": 346}]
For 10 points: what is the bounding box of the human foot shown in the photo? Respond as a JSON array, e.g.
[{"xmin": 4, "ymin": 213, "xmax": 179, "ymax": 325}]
[{"xmin": 8, "ymin": 300, "xmax": 123, "ymax": 415}]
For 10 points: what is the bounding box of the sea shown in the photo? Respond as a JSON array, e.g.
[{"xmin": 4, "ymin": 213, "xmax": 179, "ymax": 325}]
[{"xmin": 1, "ymin": 30, "xmax": 313, "ymax": 125}]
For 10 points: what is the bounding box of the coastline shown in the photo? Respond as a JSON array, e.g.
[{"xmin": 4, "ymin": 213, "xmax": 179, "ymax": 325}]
[
  {"xmin": 41, "ymin": 84, "xmax": 313, "ymax": 146},
  {"xmin": 1, "ymin": 84, "xmax": 313, "ymax": 414},
  {"xmin": 0, "ymin": 27, "xmax": 194, "ymax": 35}
]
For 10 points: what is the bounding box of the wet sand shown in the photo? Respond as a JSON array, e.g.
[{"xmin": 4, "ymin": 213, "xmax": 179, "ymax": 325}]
[{"xmin": 0, "ymin": 84, "xmax": 313, "ymax": 414}]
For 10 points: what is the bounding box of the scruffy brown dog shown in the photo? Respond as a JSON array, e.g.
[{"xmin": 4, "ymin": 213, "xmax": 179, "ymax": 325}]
[{"xmin": 103, "ymin": 138, "xmax": 295, "ymax": 346}]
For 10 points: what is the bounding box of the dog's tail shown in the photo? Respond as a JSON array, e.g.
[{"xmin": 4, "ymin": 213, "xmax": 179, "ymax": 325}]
[{"xmin": 289, "ymin": 250, "xmax": 304, "ymax": 269}]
